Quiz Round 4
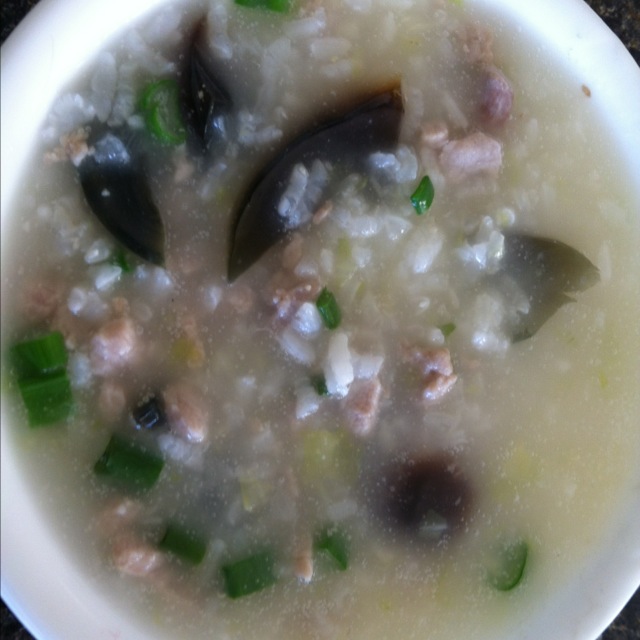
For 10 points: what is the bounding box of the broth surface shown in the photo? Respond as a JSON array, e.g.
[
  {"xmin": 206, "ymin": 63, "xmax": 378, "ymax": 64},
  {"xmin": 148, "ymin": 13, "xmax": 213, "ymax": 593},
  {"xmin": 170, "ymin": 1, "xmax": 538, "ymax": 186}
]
[{"xmin": 2, "ymin": 0, "xmax": 639, "ymax": 638}]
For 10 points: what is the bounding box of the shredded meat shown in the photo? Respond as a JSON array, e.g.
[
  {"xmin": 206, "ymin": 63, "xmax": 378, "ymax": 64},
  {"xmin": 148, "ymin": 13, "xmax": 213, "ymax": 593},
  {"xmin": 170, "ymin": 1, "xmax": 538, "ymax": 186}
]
[
  {"xmin": 95, "ymin": 497, "xmax": 142, "ymax": 538},
  {"xmin": 267, "ymin": 272, "xmax": 322, "ymax": 326},
  {"xmin": 44, "ymin": 127, "xmax": 91, "ymax": 166},
  {"xmin": 90, "ymin": 317, "xmax": 138, "ymax": 376},
  {"xmin": 343, "ymin": 377, "xmax": 383, "ymax": 436},
  {"xmin": 21, "ymin": 280, "xmax": 62, "ymax": 322},
  {"xmin": 457, "ymin": 23, "xmax": 513, "ymax": 128},
  {"xmin": 479, "ymin": 67, "xmax": 513, "ymax": 126},
  {"xmin": 293, "ymin": 532, "xmax": 314, "ymax": 584},
  {"xmin": 422, "ymin": 368, "xmax": 458, "ymax": 403},
  {"xmin": 312, "ymin": 200, "xmax": 333, "ymax": 225},
  {"xmin": 403, "ymin": 346, "xmax": 458, "ymax": 404},
  {"xmin": 98, "ymin": 501, "xmax": 164, "ymax": 577},
  {"xmin": 163, "ymin": 382, "xmax": 209, "ymax": 443},
  {"xmin": 439, "ymin": 132, "xmax": 502, "ymax": 183},
  {"xmin": 112, "ymin": 538, "xmax": 164, "ymax": 577}
]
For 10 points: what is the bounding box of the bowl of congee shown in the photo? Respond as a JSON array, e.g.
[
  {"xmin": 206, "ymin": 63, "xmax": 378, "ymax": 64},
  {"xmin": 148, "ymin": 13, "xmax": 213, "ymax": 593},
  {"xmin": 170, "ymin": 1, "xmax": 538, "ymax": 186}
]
[{"xmin": 1, "ymin": 0, "xmax": 639, "ymax": 637}]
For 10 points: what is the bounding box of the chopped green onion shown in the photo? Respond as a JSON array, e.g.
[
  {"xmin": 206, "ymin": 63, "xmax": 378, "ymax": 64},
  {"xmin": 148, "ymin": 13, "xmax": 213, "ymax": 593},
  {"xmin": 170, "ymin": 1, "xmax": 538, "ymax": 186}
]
[
  {"xmin": 410, "ymin": 175, "xmax": 435, "ymax": 215},
  {"xmin": 11, "ymin": 331, "xmax": 67, "ymax": 378},
  {"xmin": 439, "ymin": 322, "xmax": 456, "ymax": 338},
  {"xmin": 316, "ymin": 288, "xmax": 341, "ymax": 330},
  {"xmin": 10, "ymin": 332, "xmax": 73, "ymax": 426},
  {"xmin": 139, "ymin": 79, "xmax": 186, "ymax": 145},
  {"xmin": 110, "ymin": 247, "xmax": 133, "ymax": 273},
  {"xmin": 486, "ymin": 538, "xmax": 529, "ymax": 591},
  {"xmin": 221, "ymin": 550, "xmax": 277, "ymax": 599},
  {"xmin": 314, "ymin": 525, "xmax": 349, "ymax": 571},
  {"xmin": 94, "ymin": 434, "xmax": 164, "ymax": 491},
  {"xmin": 158, "ymin": 523, "xmax": 207, "ymax": 565},
  {"xmin": 234, "ymin": 0, "xmax": 291, "ymax": 12},
  {"xmin": 17, "ymin": 373, "xmax": 73, "ymax": 426},
  {"xmin": 310, "ymin": 374, "xmax": 329, "ymax": 396}
]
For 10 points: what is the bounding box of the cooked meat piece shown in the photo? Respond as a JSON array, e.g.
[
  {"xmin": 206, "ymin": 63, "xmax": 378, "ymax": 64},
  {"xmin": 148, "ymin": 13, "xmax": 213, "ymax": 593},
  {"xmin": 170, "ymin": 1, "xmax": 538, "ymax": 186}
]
[
  {"xmin": 404, "ymin": 346, "xmax": 454, "ymax": 376},
  {"xmin": 95, "ymin": 497, "xmax": 142, "ymax": 538},
  {"xmin": 112, "ymin": 538, "xmax": 164, "ymax": 577},
  {"xmin": 403, "ymin": 346, "xmax": 458, "ymax": 404},
  {"xmin": 293, "ymin": 533, "xmax": 314, "ymax": 584},
  {"xmin": 312, "ymin": 200, "xmax": 333, "ymax": 225},
  {"xmin": 479, "ymin": 67, "xmax": 513, "ymax": 126},
  {"xmin": 268, "ymin": 273, "xmax": 322, "ymax": 326},
  {"xmin": 163, "ymin": 382, "xmax": 209, "ymax": 443},
  {"xmin": 90, "ymin": 317, "xmax": 138, "ymax": 376},
  {"xmin": 343, "ymin": 377, "xmax": 383, "ymax": 436},
  {"xmin": 439, "ymin": 132, "xmax": 502, "ymax": 183},
  {"xmin": 44, "ymin": 127, "xmax": 91, "ymax": 166},
  {"xmin": 21, "ymin": 279, "xmax": 62, "ymax": 321},
  {"xmin": 422, "ymin": 368, "xmax": 458, "ymax": 403}
]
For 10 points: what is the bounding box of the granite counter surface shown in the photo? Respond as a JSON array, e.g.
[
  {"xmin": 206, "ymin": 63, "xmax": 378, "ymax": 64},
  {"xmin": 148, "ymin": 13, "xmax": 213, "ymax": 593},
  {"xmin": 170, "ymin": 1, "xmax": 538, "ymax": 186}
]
[{"xmin": 1, "ymin": 0, "xmax": 639, "ymax": 638}]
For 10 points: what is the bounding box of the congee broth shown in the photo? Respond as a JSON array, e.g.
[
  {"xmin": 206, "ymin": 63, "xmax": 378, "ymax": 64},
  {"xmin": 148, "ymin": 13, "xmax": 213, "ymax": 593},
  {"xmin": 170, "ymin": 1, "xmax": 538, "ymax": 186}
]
[{"xmin": 2, "ymin": 0, "xmax": 640, "ymax": 637}]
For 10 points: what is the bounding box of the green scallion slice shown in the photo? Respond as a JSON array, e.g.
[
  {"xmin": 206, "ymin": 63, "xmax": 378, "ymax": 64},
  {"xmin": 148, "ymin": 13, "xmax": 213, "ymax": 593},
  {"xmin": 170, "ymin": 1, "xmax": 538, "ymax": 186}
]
[
  {"xmin": 111, "ymin": 247, "xmax": 133, "ymax": 273},
  {"xmin": 10, "ymin": 332, "xmax": 73, "ymax": 426},
  {"xmin": 221, "ymin": 550, "xmax": 277, "ymax": 599},
  {"xmin": 314, "ymin": 525, "xmax": 349, "ymax": 571},
  {"xmin": 11, "ymin": 331, "xmax": 68, "ymax": 378},
  {"xmin": 94, "ymin": 434, "xmax": 164, "ymax": 491},
  {"xmin": 234, "ymin": 0, "xmax": 291, "ymax": 12},
  {"xmin": 410, "ymin": 175, "xmax": 435, "ymax": 215},
  {"xmin": 487, "ymin": 538, "xmax": 529, "ymax": 591},
  {"xmin": 316, "ymin": 288, "xmax": 341, "ymax": 330},
  {"xmin": 158, "ymin": 523, "xmax": 207, "ymax": 565},
  {"xmin": 139, "ymin": 79, "xmax": 186, "ymax": 145},
  {"xmin": 310, "ymin": 374, "xmax": 329, "ymax": 396},
  {"xmin": 17, "ymin": 373, "xmax": 73, "ymax": 426},
  {"xmin": 439, "ymin": 322, "xmax": 456, "ymax": 338}
]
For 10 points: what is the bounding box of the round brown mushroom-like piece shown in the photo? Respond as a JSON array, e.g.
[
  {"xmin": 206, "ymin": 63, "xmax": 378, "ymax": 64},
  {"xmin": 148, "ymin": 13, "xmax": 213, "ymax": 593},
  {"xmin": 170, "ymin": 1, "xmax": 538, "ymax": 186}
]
[{"xmin": 372, "ymin": 454, "xmax": 473, "ymax": 543}]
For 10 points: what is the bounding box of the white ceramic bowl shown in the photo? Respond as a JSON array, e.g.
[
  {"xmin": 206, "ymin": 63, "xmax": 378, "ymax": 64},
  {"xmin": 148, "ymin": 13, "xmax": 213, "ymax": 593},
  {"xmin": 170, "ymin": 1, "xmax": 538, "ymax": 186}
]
[{"xmin": 2, "ymin": 1, "xmax": 639, "ymax": 638}]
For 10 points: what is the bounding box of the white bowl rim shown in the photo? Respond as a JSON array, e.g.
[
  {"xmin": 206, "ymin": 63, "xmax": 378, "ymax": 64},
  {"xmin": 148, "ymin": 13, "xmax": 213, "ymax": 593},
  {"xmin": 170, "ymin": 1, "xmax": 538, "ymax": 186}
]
[{"xmin": 2, "ymin": 0, "xmax": 639, "ymax": 639}]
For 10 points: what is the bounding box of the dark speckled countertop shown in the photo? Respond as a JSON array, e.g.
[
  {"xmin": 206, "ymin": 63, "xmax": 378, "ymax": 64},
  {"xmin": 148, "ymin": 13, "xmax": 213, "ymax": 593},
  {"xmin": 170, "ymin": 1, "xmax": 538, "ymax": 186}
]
[{"xmin": 1, "ymin": 0, "xmax": 639, "ymax": 638}]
